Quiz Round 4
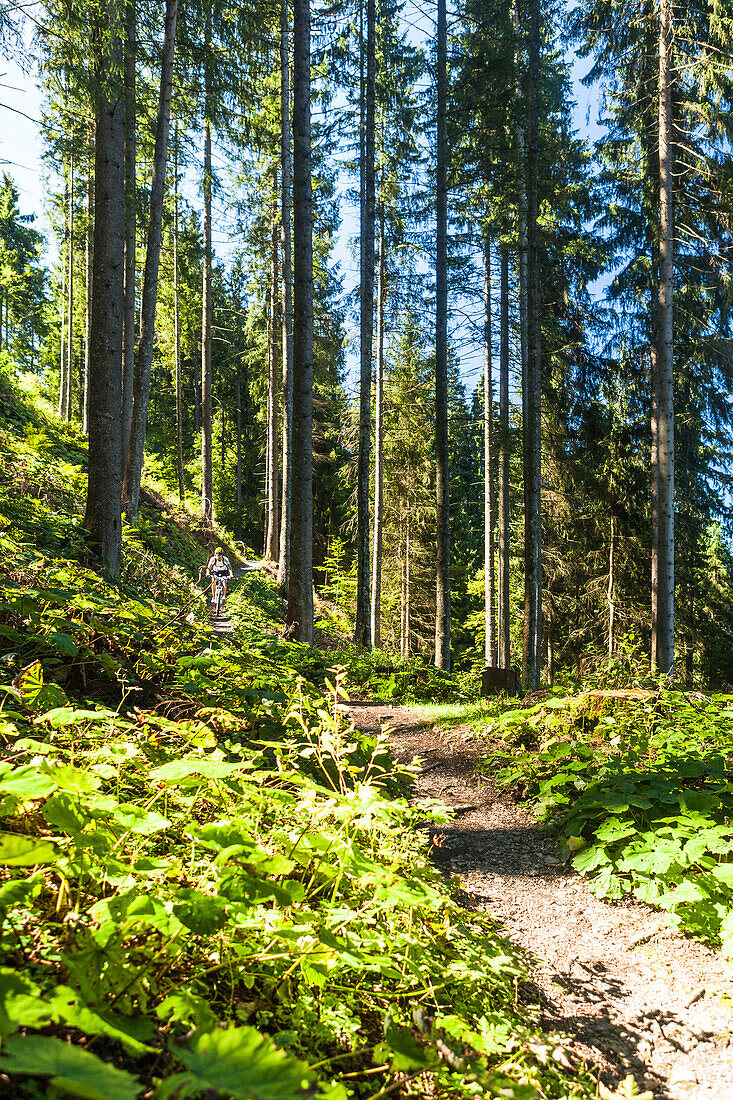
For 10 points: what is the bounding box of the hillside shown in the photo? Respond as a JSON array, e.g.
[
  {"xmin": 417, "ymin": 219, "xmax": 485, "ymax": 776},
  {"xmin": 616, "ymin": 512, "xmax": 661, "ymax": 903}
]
[{"xmin": 0, "ymin": 377, "xmax": 605, "ymax": 1098}]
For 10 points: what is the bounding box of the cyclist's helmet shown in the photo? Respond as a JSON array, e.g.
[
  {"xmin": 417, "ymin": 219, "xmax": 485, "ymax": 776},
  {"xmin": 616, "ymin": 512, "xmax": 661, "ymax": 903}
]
[{"xmin": 215, "ymin": 547, "xmax": 224, "ymax": 555}]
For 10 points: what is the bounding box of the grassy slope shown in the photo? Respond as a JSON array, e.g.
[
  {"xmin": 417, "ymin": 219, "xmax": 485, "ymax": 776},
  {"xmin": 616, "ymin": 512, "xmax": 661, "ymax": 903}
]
[{"xmin": 0, "ymin": 374, "xmax": 596, "ymax": 1100}]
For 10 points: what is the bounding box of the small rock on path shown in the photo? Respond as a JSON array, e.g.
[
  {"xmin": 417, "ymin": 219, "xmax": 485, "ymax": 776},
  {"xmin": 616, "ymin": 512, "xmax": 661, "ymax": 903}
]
[{"xmin": 349, "ymin": 702, "xmax": 733, "ymax": 1100}]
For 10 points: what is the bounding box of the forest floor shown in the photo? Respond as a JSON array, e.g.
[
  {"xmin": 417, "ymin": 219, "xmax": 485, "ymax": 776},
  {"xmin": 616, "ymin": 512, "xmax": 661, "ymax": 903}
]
[{"xmin": 349, "ymin": 701, "xmax": 733, "ymax": 1100}]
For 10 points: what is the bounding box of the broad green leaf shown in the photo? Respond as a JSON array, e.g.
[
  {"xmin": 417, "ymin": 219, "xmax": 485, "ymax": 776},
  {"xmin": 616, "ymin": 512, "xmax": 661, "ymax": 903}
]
[
  {"xmin": 381, "ymin": 1020, "xmax": 433, "ymax": 1071},
  {"xmin": 565, "ymin": 835, "xmax": 586, "ymax": 852},
  {"xmin": 594, "ymin": 819, "xmax": 637, "ymax": 843},
  {"xmin": 43, "ymin": 792, "xmax": 90, "ymax": 835},
  {"xmin": 156, "ymin": 990, "xmax": 216, "ymax": 1030},
  {"xmin": 113, "ymin": 805, "xmax": 170, "ymax": 835},
  {"xmin": 173, "ymin": 890, "xmax": 228, "ymax": 935},
  {"xmin": 14, "ymin": 659, "xmax": 43, "ymax": 704},
  {"xmin": 711, "ymin": 864, "xmax": 733, "ymax": 888},
  {"xmin": 0, "ymin": 832, "xmax": 58, "ymax": 865},
  {"xmin": 0, "ymin": 876, "xmax": 42, "ymax": 912},
  {"xmin": 0, "ymin": 766, "xmax": 56, "ymax": 800},
  {"xmin": 0, "ymin": 1034, "xmax": 141, "ymax": 1100},
  {"xmin": 45, "ymin": 763, "xmax": 101, "ymax": 794},
  {"xmin": 572, "ymin": 845, "xmax": 607, "ymax": 873},
  {"xmin": 39, "ymin": 707, "xmax": 117, "ymax": 728},
  {"xmin": 47, "ymin": 987, "xmax": 155, "ymax": 1054},
  {"xmin": 150, "ymin": 758, "xmax": 244, "ymax": 785},
  {"xmin": 173, "ymin": 1025, "xmax": 315, "ymax": 1099},
  {"xmin": 47, "ymin": 632, "xmax": 79, "ymax": 656}
]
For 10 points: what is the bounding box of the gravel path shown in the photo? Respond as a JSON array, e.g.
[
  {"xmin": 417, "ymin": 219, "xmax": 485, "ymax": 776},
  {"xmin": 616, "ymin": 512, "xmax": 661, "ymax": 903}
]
[{"xmin": 349, "ymin": 702, "xmax": 733, "ymax": 1099}]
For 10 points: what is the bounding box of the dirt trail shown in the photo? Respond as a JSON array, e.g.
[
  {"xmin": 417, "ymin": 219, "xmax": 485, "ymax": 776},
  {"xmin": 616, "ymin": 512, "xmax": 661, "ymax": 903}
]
[
  {"xmin": 208, "ymin": 562, "xmax": 262, "ymax": 637},
  {"xmin": 349, "ymin": 702, "xmax": 733, "ymax": 1100}
]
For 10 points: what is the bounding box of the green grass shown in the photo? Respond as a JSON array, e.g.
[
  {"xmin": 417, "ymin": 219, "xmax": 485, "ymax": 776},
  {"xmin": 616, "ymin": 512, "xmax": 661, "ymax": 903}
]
[{"xmin": 416, "ymin": 698, "xmax": 518, "ymax": 732}]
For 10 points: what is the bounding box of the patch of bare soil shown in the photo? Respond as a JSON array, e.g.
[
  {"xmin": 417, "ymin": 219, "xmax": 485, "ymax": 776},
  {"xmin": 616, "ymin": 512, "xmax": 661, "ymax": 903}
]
[{"xmin": 349, "ymin": 702, "xmax": 733, "ymax": 1100}]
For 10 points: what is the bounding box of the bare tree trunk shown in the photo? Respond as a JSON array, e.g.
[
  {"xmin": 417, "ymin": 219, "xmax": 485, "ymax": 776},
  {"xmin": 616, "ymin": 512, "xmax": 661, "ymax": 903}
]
[
  {"xmin": 236, "ymin": 374, "xmax": 243, "ymax": 532},
  {"xmin": 522, "ymin": 0, "xmax": 543, "ymax": 690},
  {"xmin": 498, "ymin": 247, "xmax": 511, "ymax": 669},
  {"xmin": 400, "ymin": 540, "xmax": 406, "ymax": 658},
  {"xmin": 435, "ymin": 0, "xmax": 451, "ymax": 671},
  {"xmin": 264, "ymin": 359, "xmax": 272, "ymax": 554},
  {"xmin": 484, "ymin": 232, "xmax": 496, "ymax": 666},
  {"xmin": 84, "ymin": 3, "xmax": 125, "ymax": 577},
  {"xmin": 608, "ymin": 513, "xmax": 616, "ymax": 658},
  {"xmin": 121, "ymin": 0, "xmax": 136, "ymax": 473},
  {"xmin": 355, "ymin": 0, "xmax": 376, "ymax": 648},
  {"xmin": 265, "ymin": 201, "xmax": 280, "ymax": 560},
  {"xmin": 65, "ymin": 150, "xmax": 74, "ymax": 422},
  {"xmin": 655, "ymin": 0, "xmax": 674, "ymax": 677},
  {"xmin": 513, "ymin": 0, "xmax": 529, "ymax": 419},
  {"xmin": 650, "ymin": 285, "xmax": 659, "ymax": 670},
  {"xmin": 287, "ymin": 0, "xmax": 314, "ymax": 643},
  {"xmin": 201, "ymin": 8, "xmax": 213, "ymax": 524},
  {"xmin": 58, "ymin": 166, "xmax": 69, "ymax": 419},
  {"xmin": 278, "ymin": 0, "xmax": 294, "ymax": 586},
  {"xmin": 122, "ymin": 0, "xmax": 178, "ymax": 520},
  {"xmin": 370, "ymin": 204, "xmax": 385, "ymax": 648},
  {"xmin": 83, "ymin": 132, "xmax": 94, "ymax": 436},
  {"xmin": 402, "ymin": 528, "xmax": 407, "ymax": 655},
  {"xmin": 173, "ymin": 122, "xmax": 184, "ymax": 505}
]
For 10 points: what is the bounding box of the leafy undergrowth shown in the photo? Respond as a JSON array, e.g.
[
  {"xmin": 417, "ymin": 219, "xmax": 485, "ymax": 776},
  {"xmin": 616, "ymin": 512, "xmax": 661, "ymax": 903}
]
[
  {"xmin": 0, "ymin": 385, "xmax": 595, "ymax": 1098},
  {"xmin": 337, "ymin": 648, "xmax": 480, "ymax": 705},
  {"xmin": 483, "ymin": 691, "xmax": 733, "ymax": 952}
]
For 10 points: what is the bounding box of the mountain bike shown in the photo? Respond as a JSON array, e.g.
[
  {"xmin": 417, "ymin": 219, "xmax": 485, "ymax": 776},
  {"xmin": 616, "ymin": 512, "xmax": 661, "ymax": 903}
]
[{"xmin": 212, "ymin": 575, "xmax": 226, "ymax": 617}]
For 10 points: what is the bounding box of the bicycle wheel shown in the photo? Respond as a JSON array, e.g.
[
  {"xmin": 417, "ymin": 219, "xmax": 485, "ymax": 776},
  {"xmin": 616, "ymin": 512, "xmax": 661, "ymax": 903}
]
[{"xmin": 215, "ymin": 582, "xmax": 223, "ymax": 617}]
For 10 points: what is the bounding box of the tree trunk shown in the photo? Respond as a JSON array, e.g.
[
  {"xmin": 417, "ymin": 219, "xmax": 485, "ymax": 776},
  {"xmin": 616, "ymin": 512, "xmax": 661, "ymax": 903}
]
[
  {"xmin": 370, "ymin": 203, "xmax": 385, "ymax": 648},
  {"xmin": 121, "ymin": 0, "xmax": 136, "ymax": 474},
  {"xmin": 278, "ymin": 0, "xmax": 294, "ymax": 586},
  {"xmin": 122, "ymin": 0, "xmax": 178, "ymax": 520},
  {"xmin": 402, "ymin": 528, "xmax": 407, "ymax": 655},
  {"xmin": 83, "ymin": 3, "xmax": 125, "ymax": 577},
  {"xmin": 264, "ymin": 342, "xmax": 271, "ymax": 555},
  {"xmin": 287, "ymin": 0, "xmax": 314, "ymax": 643},
  {"xmin": 58, "ymin": 166, "xmax": 69, "ymax": 419},
  {"xmin": 522, "ymin": 0, "xmax": 543, "ymax": 690},
  {"xmin": 265, "ymin": 200, "xmax": 280, "ymax": 560},
  {"xmin": 484, "ymin": 232, "xmax": 497, "ymax": 666},
  {"xmin": 83, "ymin": 133, "xmax": 94, "ymax": 436},
  {"xmin": 498, "ymin": 246, "xmax": 511, "ymax": 669},
  {"xmin": 434, "ymin": 0, "xmax": 451, "ymax": 671},
  {"xmin": 236, "ymin": 374, "xmax": 243, "ymax": 533},
  {"xmin": 608, "ymin": 513, "xmax": 616, "ymax": 658},
  {"xmin": 65, "ymin": 150, "xmax": 74, "ymax": 422},
  {"xmin": 201, "ymin": 8, "xmax": 213, "ymax": 523},
  {"xmin": 173, "ymin": 122, "xmax": 184, "ymax": 505},
  {"xmin": 650, "ymin": 283, "xmax": 659, "ymax": 670},
  {"xmin": 355, "ymin": 0, "xmax": 375, "ymax": 648},
  {"xmin": 655, "ymin": 0, "xmax": 674, "ymax": 677}
]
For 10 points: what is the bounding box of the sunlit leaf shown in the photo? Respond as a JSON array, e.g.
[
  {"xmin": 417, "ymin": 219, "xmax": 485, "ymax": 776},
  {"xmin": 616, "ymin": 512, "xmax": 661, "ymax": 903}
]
[{"xmin": 0, "ymin": 1034, "xmax": 141, "ymax": 1100}]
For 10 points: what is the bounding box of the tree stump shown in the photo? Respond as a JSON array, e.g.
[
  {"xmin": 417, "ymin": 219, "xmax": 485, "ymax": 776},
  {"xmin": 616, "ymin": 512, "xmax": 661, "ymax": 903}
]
[{"xmin": 481, "ymin": 666, "xmax": 521, "ymax": 697}]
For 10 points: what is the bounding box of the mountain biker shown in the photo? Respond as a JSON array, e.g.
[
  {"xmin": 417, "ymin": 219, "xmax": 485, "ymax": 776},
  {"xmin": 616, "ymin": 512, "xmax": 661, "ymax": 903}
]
[{"xmin": 206, "ymin": 547, "xmax": 234, "ymax": 607}]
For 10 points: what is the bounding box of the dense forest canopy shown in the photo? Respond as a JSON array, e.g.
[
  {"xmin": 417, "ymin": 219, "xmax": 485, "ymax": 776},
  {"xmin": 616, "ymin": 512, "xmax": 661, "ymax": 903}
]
[{"xmin": 2, "ymin": 0, "xmax": 733, "ymax": 686}]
